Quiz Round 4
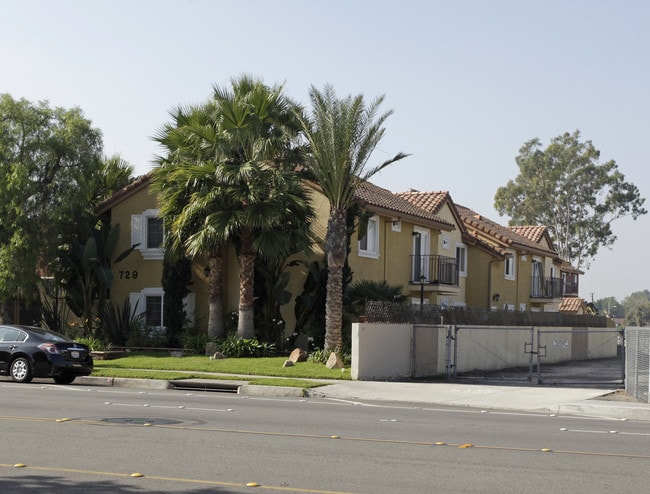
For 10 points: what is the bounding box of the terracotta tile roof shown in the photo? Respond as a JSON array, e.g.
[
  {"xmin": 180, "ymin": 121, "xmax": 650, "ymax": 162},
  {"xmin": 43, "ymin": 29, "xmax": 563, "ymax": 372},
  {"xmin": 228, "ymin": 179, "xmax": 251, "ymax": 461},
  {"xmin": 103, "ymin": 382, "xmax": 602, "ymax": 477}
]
[
  {"xmin": 455, "ymin": 204, "xmax": 558, "ymax": 256},
  {"xmin": 95, "ymin": 173, "xmax": 153, "ymax": 214},
  {"xmin": 508, "ymin": 225, "xmax": 547, "ymax": 243},
  {"xmin": 559, "ymin": 297, "xmax": 587, "ymax": 314},
  {"xmin": 397, "ymin": 190, "xmax": 507, "ymax": 258},
  {"xmin": 395, "ymin": 190, "xmax": 450, "ymax": 216},
  {"xmin": 354, "ymin": 181, "xmax": 455, "ymax": 230}
]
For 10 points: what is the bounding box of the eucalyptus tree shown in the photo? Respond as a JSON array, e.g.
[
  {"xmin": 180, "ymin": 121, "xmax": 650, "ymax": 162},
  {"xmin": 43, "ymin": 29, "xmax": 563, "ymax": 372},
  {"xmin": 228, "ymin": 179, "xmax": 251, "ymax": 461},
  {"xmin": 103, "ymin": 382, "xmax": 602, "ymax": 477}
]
[
  {"xmin": 494, "ymin": 131, "xmax": 646, "ymax": 270},
  {"xmin": 296, "ymin": 85, "xmax": 408, "ymax": 352}
]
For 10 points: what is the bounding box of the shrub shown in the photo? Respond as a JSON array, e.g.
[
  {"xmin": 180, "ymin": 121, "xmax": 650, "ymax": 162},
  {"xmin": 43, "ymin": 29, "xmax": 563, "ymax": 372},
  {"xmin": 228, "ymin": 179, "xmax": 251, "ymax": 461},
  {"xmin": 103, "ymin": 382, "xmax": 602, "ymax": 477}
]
[
  {"xmin": 125, "ymin": 318, "xmax": 167, "ymax": 348},
  {"xmin": 181, "ymin": 331, "xmax": 211, "ymax": 354},
  {"xmin": 75, "ymin": 336, "xmax": 111, "ymax": 352},
  {"xmin": 308, "ymin": 347, "xmax": 351, "ymax": 366},
  {"xmin": 217, "ymin": 334, "xmax": 276, "ymax": 358},
  {"xmin": 99, "ymin": 297, "xmax": 141, "ymax": 346}
]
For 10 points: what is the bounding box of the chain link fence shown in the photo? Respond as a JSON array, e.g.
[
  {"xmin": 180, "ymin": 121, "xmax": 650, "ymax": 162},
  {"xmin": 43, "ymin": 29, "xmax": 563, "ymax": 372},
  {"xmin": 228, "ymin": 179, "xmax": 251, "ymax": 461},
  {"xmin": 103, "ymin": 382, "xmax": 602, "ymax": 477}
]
[{"xmin": 626, "ymin": 327, "xmax": 650, "ymax": 403}]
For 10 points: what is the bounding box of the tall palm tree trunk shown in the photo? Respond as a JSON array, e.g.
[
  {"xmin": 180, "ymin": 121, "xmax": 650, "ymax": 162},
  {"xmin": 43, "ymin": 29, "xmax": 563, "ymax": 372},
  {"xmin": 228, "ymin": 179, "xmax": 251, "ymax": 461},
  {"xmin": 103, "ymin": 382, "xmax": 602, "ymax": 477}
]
[
  {"xmin": 207, "ymin": 247, "xmax": 225, "ymax": 339},
  {"xmin": 237, "ymin": 227, "xmax": 256, "ymax": 339},
  {"xmin": 324, "ymin": 208, "xmax": 347, "ymax": 352}
]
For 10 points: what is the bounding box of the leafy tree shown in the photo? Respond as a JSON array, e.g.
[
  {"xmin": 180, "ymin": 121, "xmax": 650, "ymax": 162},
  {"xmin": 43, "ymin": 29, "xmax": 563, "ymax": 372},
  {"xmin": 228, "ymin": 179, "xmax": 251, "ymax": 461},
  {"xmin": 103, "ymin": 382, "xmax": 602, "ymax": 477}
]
[
  {"xmin": 594, "ymin": 297, "xmax": 624, "ymax": 318},
  {"xmin": 622, "ymin": 290, "xmax": 650, "ymax": 327},
  {"xmin": 0, "ymin": 94, "xmax": 104, "ymax": 317},
  {"xmin": 296, "ymin": 85, "xmax": 408, "ymax": 352},
  {"xmin": 494, "ymin": 131, "xmax": 646, "ymax": 270}
]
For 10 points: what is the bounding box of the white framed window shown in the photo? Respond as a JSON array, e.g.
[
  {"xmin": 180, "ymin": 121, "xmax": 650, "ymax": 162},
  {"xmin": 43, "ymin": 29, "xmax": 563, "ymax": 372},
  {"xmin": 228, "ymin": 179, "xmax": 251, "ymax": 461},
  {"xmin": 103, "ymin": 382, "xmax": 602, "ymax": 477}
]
[
  {"xmin": 130, "ymin": 288, "xmax": 195, "ymax": 331},
  {"xmin": 456, "ymin": 243, "xmax": 467, "ymax": 277},
  {"xmin": 358, "ymin": 215, "xmax": 379, "ymax": 259},
  {"xmin": 131, "ymin": 287, "xmax": 164, "ymax": 330},
  {"xmin": 504, "ymin": 251, "xmax": 516, "ymax": 280},
  {"xmin": 132, "ymin": 209, "xmax": 164, "ymax": 260}
]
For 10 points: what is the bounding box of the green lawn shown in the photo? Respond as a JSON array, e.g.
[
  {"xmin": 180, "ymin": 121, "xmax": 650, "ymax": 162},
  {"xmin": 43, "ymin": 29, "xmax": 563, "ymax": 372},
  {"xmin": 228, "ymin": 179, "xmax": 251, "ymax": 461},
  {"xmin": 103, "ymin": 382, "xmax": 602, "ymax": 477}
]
[{"xmin": 93, "ymin": 353, "xmax": 351, "ymax": 386}]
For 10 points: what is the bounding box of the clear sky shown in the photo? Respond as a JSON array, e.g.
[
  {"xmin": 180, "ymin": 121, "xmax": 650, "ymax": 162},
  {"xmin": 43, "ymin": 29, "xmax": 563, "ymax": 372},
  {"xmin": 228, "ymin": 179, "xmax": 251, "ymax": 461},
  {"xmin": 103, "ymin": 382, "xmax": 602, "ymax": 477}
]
[{"xmin": 2, "ymin": 0, "xmax": 648, "ymax": 302}]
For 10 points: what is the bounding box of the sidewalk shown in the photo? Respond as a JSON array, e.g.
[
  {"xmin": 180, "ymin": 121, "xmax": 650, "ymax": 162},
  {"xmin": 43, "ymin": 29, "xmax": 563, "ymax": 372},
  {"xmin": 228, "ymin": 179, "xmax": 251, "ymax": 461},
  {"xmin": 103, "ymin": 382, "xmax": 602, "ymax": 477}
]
[
  {"xmin": 76, "ymin": 375, "xmax": 650, "ymax": 422},
  {"xmin": 307, "ymin": 381, "xmax": 650, "ymax": 421}
]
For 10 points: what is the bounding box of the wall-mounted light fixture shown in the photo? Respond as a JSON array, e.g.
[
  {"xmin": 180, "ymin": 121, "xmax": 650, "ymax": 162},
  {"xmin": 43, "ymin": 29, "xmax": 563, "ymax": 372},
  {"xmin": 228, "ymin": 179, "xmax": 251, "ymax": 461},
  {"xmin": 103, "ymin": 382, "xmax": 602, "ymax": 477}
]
[{"xmin": 492, "ymin": 292, "xmax": 500, "ymax": 302}]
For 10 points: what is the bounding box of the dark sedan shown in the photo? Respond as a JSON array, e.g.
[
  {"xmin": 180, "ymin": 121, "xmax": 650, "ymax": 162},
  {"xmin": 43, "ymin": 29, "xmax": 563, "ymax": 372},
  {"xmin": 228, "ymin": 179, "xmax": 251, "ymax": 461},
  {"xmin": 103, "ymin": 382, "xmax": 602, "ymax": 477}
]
[{"xmin": 0, "ymin": 325, "xmax": 93, "ymax": 384}]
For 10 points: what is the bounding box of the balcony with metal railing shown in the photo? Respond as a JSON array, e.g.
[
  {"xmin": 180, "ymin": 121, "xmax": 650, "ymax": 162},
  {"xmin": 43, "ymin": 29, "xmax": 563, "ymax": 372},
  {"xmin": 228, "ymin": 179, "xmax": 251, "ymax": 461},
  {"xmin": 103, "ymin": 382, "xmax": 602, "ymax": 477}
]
[
  {"xmin": 530, "ymin": 275, "xmax": 564, "ymax": 299},
  {"xmin": 409, "ymin": 255, "xmax": 459, "ymax": 287}
]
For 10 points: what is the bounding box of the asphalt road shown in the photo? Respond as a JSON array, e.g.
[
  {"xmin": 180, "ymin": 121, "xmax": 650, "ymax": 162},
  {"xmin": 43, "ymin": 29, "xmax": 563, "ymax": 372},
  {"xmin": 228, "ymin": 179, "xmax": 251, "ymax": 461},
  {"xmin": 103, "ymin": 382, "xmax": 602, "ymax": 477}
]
[{"xmin": 1, "ymin": 379, "xmax": 650, "ymax": 493}]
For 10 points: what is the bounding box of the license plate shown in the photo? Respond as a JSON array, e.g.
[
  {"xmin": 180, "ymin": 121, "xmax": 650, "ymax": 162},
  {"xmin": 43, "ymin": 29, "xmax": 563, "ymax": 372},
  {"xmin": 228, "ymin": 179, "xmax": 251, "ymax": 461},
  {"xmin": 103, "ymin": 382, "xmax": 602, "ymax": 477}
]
[{"xmin": 71, "ymin": 351, "xmax": 80, "ymax": 358}]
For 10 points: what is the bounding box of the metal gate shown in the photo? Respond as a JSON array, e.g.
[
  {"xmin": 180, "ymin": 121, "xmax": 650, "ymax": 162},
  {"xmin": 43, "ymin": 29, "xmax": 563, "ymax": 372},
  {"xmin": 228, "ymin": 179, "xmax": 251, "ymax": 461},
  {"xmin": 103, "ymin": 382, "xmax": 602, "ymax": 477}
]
[
  {"xmin": 451, "ymin": 326, "xmax": 536, "ymax": 383},
  {"xmin": 448, "ymin": 326, "xmax": 624, "ymax": 387}
]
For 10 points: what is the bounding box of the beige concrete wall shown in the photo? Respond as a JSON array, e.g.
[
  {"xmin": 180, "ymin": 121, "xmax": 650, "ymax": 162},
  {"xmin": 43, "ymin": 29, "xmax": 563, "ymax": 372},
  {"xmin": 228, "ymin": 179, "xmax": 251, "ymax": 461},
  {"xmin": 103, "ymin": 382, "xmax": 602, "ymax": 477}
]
[{"xmin": 352, "ymin": 323, "xmax": 413, "ymax": 380}]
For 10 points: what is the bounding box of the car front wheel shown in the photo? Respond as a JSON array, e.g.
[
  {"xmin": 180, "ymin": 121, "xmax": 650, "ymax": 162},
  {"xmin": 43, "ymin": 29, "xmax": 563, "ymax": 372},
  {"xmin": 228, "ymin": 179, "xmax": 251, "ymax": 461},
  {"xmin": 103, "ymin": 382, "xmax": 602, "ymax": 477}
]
[{"xmin": 10, "ymin": 357, "xmax": 33, "ymax": 383}]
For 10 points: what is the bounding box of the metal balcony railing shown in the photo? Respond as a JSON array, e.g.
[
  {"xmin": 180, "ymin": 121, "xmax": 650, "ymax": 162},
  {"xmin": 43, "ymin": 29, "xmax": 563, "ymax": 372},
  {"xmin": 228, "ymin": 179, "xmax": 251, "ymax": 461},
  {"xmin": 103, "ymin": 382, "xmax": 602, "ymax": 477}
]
[
  {"xmin": 410, "ymin": 255, "xmax": 459, "ymax": 286},
  {"xmin": 530, "ymin": 276, "xmax": 564, "ymax": 299}
]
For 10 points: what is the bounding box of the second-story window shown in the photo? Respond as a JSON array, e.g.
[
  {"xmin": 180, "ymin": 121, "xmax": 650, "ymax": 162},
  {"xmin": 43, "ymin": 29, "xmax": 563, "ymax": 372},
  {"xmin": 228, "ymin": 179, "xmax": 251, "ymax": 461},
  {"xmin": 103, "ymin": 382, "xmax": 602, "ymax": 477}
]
[
  {"xmin": 146, "ymin": 217, "xmax": 164, "ymax": 249},
  {"xmin": 358, "ymin": 216, "xmax": 379, "ymax": 258},
  {"xmin": 505, "ymin": 251, "xmax": 516, "ymax": 280},
  {"xmin": 132, "ymin": 209, "xmax": 164, "ymax": 260},
  {"xmin": 456, "ymin": 243, "xmax": 467, "ymax": 277}
]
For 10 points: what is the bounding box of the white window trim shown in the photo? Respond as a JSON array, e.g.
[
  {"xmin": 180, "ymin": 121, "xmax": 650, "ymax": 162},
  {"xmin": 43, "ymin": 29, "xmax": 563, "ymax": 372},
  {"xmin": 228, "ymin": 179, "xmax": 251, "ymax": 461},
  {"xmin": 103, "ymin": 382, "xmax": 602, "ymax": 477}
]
[
  {"xmin": 456, "ymin": 242, "xmax": 467, "ymax": 277},
  {"xmin": 130, "ymin": 287, "xmax": 164, "ymax": 329},
  {"xmin": 358, "ymin": 215, "xmax": 380, "ymax": 259},
  {"xmin": 131, "ymin": 209, "xmax": 164, "ymax": 260},
  {"xmin": 129, "ymin": 288, "xmax": 196, "ymax": 330}
]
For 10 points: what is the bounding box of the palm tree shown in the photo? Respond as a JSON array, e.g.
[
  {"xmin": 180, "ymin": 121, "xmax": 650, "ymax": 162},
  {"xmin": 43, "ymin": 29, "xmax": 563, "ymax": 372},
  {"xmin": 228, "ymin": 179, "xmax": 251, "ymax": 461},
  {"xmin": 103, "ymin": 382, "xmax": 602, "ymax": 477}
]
[
  {"xmin": 296, "ymin": 85, "xmax": 408, "ymax": 353},
  {"xmin": 154, "ymin": 76, "xmax": 313, "ymax": 340},
  {"xmin": 209, "ymin": 76, "xmax": 313, "ymax": 339},
  {"xmin": 153, "ymin": 104, "xmax": 229, "ymax": 339}
]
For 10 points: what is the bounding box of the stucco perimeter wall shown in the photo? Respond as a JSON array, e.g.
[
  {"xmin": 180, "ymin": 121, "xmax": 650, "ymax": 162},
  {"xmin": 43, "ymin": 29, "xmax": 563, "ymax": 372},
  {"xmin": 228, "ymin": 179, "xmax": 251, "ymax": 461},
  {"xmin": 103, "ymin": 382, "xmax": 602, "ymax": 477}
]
[
  {"xmin": 352, "ymin": 323, "xmax": 619, "ymax": 381},
  {"xmin": 352, "ymin": 323, "xmax": 447, "ymax": 380},
  {"xmin": 352, "ymin": 323, "xmax": 412, "ymax": 381},
  {"xmin": 538, "ymin": 327, "xmax": 619, "ymax": 364}
]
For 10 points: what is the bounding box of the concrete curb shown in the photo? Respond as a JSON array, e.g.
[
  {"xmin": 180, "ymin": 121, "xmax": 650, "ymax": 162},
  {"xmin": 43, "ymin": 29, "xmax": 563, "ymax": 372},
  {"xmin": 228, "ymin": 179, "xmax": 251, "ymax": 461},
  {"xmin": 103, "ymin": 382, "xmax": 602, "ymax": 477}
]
[
  {"xmin": 239, "ymin": 384, "xmax": 307, "ymax": 397},
  {"xmin": 556, "ymin": 400, "xmax": 650, "ymax": 422},
  {"xmin": 75, "ymin": 376, "xmax": 172, "ymax": 389},
  {"xmin": 75, "ymin": 376, "xmax": 307, "ymax": 397}
]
